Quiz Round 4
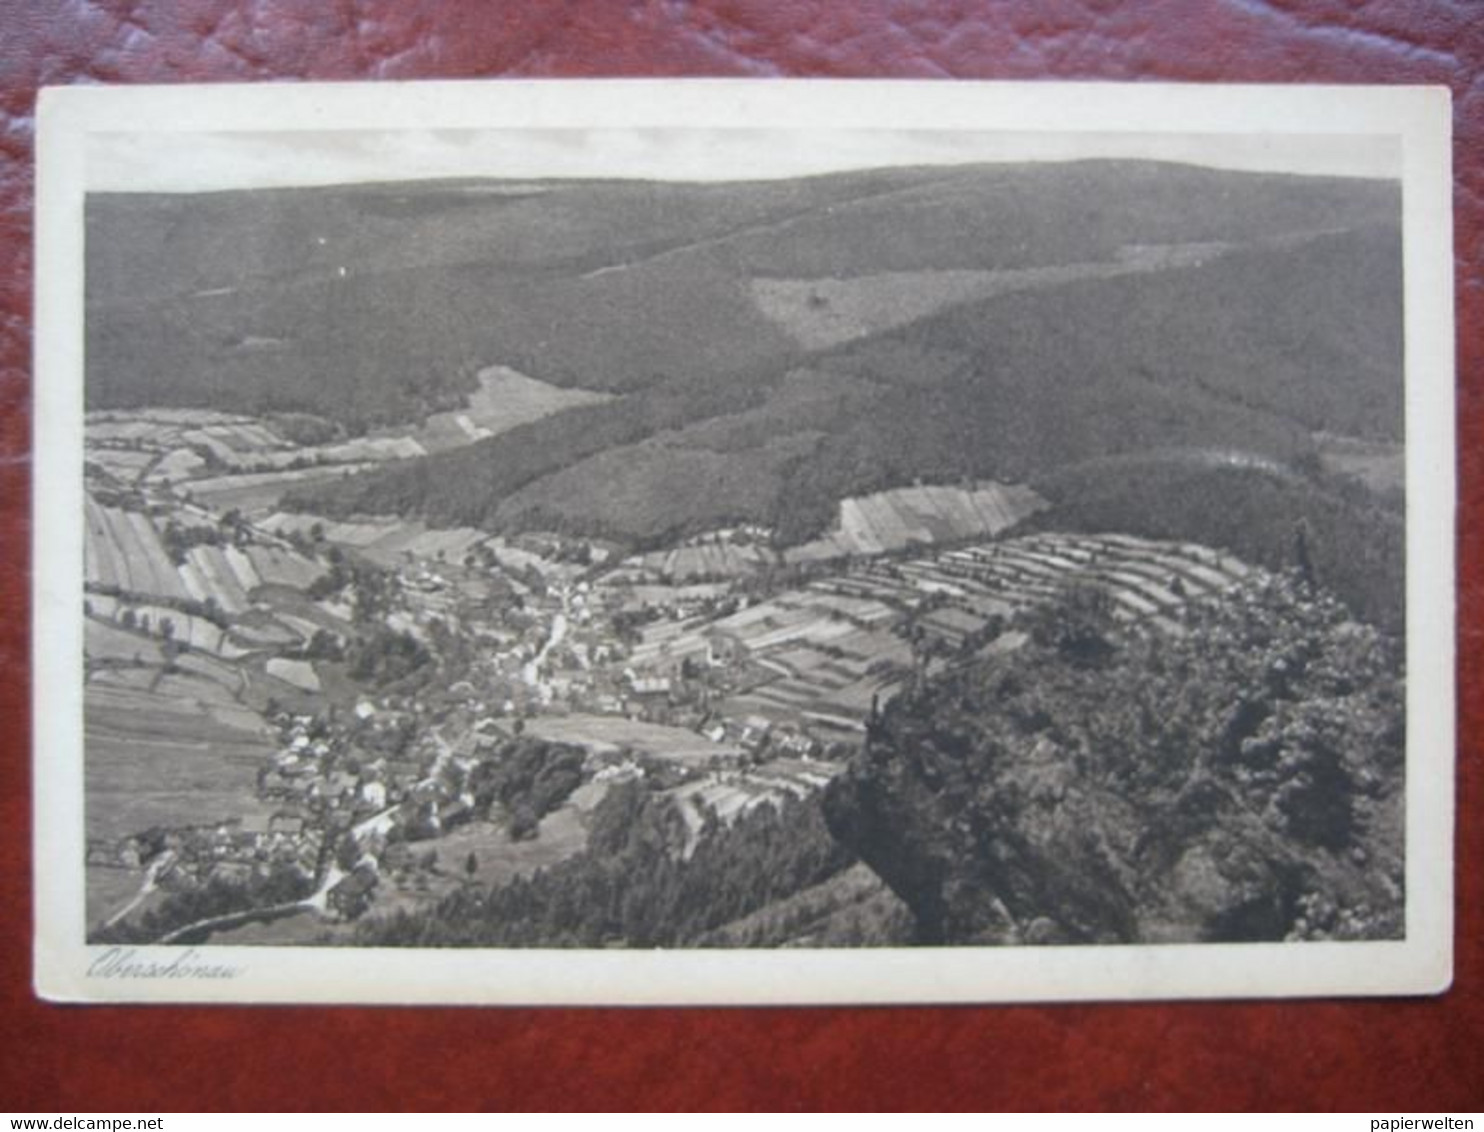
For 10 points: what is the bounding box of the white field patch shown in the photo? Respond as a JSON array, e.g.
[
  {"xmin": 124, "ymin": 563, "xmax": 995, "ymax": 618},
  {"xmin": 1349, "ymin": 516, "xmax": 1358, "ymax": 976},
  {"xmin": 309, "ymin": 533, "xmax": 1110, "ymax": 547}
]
[
  {"xmin": 626, "ymin": 529, "xmax": 778, "ymax": 580},
  {"xmin": 265, "ymin": 656, "xmax": 322, "ymax": 693},
  {"xmin": 144, "ymin": 447, "xmax": 208, "ymax": 485},
  {"xmin": 87, "ymin": 447, "xmax": 155, "ymax": 483},
  {"xmin": 182, "ymin": 545, "xmax": 251, "ymax": 613},
  {"xmin": 785, "ymin": 481, "xmax": 1048, "ymax": 563},
  {"xmin": 416, "ymin": 365, "xmax": 615, "ymax": 452},
  {"xmin": 84, "ymin": 617, "xmax": 165, "ymax": 664}
]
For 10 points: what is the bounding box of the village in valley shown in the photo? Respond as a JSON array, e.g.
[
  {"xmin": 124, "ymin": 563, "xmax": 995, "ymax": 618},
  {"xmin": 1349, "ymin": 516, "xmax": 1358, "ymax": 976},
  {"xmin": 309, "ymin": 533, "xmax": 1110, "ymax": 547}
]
[
  {"xmin": 70, "ymin": 145, "xmax": 1412, "ymax": 952},
  {"xmin": 82, "ymin": 396, "xmax": 1259, "ymax": 945}
]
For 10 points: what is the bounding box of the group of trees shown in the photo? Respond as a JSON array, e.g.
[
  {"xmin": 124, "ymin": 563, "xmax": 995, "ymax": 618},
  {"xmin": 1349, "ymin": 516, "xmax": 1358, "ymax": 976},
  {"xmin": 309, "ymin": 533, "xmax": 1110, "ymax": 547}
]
[
  {"xmin": 467, "ymin": 739, "xmax": 586, "ymax": 841},
  {"xmin": 91, "ymin": 859, "xmax": 314, "ymax": 947},
  {"xmin": 345, "ymin": 627, "xmax": 431, "ymax": 687},
  {"xmin": 305, "ymin": 555, "xmax": 402, "ymax": 627},
  {"xmin": 160, "ymin": 519, "xmax": 226, "ymax": 565},
  {"xmin": 159, "ymin": 510, "xmax": 256, "ymax": 568}
]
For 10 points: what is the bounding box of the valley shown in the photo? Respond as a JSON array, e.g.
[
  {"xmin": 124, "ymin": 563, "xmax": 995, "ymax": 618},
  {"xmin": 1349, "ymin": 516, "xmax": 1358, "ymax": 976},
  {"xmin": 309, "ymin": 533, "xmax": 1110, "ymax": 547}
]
[{"xmin": 81, "ymin": 396, "xmax": 1392, "ymax": 947}]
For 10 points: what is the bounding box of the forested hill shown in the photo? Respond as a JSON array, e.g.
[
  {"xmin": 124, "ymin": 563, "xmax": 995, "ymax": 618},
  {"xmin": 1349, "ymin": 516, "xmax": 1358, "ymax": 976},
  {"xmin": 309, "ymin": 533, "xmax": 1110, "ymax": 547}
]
[
  {"xmin": 286, "ymin": 222, "xmax": 1401, "ymax": 553},
  {"xmin": 88, "ymin": 160, "xmax": 1397, "ymax": 431},
  {"xmin": 90, "ymin": 159, "xmax": 1402, "ymax": 588}
]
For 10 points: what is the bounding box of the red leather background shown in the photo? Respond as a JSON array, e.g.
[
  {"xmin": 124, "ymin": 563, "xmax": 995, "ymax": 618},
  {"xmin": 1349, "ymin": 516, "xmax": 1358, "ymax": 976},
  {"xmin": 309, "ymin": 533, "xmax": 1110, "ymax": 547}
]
[{"xmin": 2, "ymin": 0, "xmax": 1480, "ymax": 1112}]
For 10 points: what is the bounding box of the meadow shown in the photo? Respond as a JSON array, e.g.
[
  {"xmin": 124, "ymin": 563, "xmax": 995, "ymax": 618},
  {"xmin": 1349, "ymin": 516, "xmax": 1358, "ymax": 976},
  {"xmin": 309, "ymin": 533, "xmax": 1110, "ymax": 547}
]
[{"xmin": 84, "ymin": 684, "xmax": 276, "ymax": 845}]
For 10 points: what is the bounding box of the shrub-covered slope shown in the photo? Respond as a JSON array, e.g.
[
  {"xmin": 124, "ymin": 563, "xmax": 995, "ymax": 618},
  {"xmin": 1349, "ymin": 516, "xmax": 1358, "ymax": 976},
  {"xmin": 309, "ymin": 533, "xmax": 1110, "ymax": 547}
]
[{"xmin": 823, "ymin": 573, "xmax": 1405, "ymax": 945}]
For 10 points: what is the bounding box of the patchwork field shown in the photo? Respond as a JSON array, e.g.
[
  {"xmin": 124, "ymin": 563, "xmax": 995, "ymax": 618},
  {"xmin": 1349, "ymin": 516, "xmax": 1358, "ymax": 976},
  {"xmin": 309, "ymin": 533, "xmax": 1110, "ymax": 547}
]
[
  {"xmin": 627, "ymin": 531, "xmax": 778, "ymax": 580},
  {"xmin": 260, "ymin": 512, "xmax": 490, "ymax": 566},
  {"xmin": 185, "ymin": 463, "xmax": 382, "ymax": 516},
  {"xmin": 179, "ymin": 419, "xmax": 292, "ymax": 464},
  {"xmin": 88, "ymin": 447, "xmax": 157, "ymax": 483},
  {"xmin": 609, "ymin": 582, "xmax": 733, "ymax": 611},
  {"xmin": 635, "ymin": 530, "xmax": 1258, "ymax": 734},
  {"xmin": 178, "ymin": 545, "xmax": 255, "ymax": 613},
  {"xmin": 87, "ymin": 408, "xmax": 247, "ymax": 443},
  {"xmin": 902, "ymin": 531, "xmax": 1256, "ymax": 638},
  {"xmin": 88, "ymin": 408, "xmax": 425, "ymax": 478},
  {"xmin": 133, "ymin": 605, "xmax": 232, "ymax": 654}
]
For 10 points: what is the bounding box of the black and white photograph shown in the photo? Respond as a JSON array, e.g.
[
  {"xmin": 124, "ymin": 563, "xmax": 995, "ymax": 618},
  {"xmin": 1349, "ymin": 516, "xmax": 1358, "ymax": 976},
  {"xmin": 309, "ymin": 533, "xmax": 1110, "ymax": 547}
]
[{"xmin": 32, "ymin": 81, "xmax": 1454, "ymax": 1004}]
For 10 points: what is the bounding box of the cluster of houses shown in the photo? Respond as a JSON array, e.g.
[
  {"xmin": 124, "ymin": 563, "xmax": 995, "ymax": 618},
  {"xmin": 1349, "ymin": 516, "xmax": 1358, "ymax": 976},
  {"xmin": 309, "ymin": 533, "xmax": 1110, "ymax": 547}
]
[
  {"xmin": 92, "ymin": 809, "xmax": 325, "ymax": 895},
  {"xmin": 697, "ymin": 713, "xmax": 821, "ymax": 759},
  {"xmin": 97, "ymin": 525, "xmax": 861, "ymax": 926},
  {"xmin": 332, "ymin": 531, "xmax": 838, "ymax": 760}
]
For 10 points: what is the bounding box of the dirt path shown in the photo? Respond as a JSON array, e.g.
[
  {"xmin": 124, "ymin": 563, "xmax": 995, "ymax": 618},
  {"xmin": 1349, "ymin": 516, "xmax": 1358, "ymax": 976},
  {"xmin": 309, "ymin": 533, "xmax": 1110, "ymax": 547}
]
[{"xmin": 102, "ymin": 851, "xmax": 175, "ymax": 929}]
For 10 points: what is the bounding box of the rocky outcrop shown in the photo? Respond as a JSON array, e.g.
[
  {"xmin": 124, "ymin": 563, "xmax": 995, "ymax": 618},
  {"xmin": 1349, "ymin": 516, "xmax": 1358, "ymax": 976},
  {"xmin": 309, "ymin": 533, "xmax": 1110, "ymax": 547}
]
[{"xmin": 823, "ymin": 572, "xmax": 1405, "ymax": 945}]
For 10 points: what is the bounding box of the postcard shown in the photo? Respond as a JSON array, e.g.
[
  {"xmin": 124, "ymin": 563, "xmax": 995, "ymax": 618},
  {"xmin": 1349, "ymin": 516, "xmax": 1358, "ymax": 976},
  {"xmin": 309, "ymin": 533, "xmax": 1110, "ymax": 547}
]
[{"xmin": 32, "ymin": 79, "xmax": 1454, "ymax": 1003}]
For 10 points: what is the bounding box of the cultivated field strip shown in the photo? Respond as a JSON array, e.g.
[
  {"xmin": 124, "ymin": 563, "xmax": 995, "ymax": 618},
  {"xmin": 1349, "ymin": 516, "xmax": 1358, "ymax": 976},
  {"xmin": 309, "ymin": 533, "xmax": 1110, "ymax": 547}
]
[
  {"xmin": 784, "ymin": 481, "xmax": 1048, "ymax": 565},
  {"xmin": 525, "ymin": 713, "xmax": 743, "ymax": 763},
  {"xmin": 90, "ymin": 410, "xmax": 431, "ymax": 481},
  {"xmin": 246, "ymin": 545, "xmax": 324, "ymax": 589},
  {"xmin": 259, "ymin": 512, "xmax": 490, "ymax": 566},
  {"xmin": 637, "ymin": 531, "xmax": 1257, "ymax": 731},
  {"xmin": 84, "ymin": 497, "xmax": 189, "ymax": 600},
  {"xmin": 625, "ymin": 527, "xmax": 777, "ymax": 580},
  {"xmin": 89, "ymin": 448, "xmax": 156, "ymax": 483},
  {"xmin": 182, "ymin": 546, "xmax": 252, "ymax": 613},
  {"xmin": 667, "ymin": 758, "xmax": 842, "ymax": 853},
  {"xmin": 122, "ymin": 604, "xmax": 229, "ymax": 655},
  {"xmin": 84, "ymin": 617, "xmax": 164, "ymax": 663},
  {"xmin": 625, "ymin": 482, "xmax": 1049, "ymax": 580}
]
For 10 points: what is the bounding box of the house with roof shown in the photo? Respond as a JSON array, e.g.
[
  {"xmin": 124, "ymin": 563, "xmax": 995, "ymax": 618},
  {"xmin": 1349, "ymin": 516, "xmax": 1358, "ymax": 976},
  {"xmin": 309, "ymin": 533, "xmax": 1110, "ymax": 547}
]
[{"xmin": 327, "ymin": 865, "xmax": 378, "ymax": 920}]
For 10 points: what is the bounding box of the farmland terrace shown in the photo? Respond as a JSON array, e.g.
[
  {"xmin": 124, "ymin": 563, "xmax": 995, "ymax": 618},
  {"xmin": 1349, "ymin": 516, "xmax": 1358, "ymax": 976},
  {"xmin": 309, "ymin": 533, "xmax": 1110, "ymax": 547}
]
[{"xmin": 627, "ymin": 530, "xmax": 1258, "ymax": 738}]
